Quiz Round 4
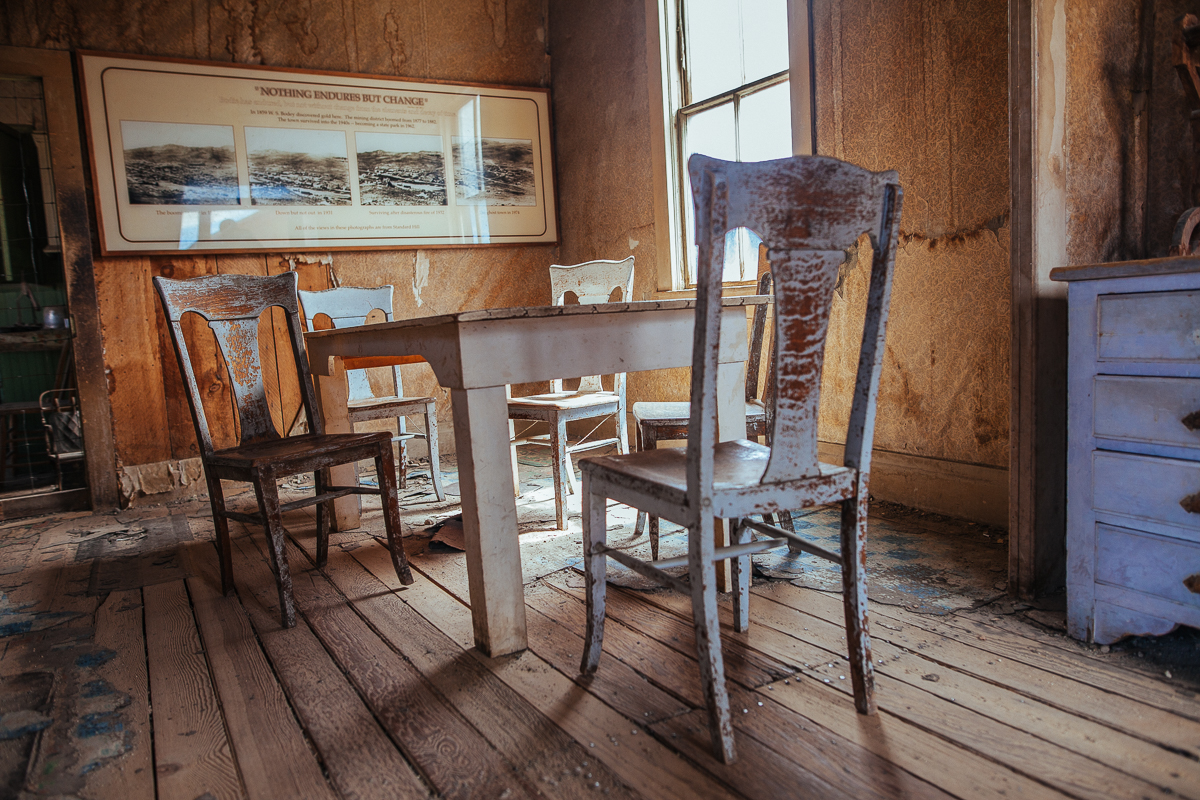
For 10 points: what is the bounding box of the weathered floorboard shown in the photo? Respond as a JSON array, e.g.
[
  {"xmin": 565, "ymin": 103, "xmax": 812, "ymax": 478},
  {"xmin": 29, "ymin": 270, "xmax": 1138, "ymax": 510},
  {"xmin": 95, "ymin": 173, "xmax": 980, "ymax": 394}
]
[
  {"xmin": 143, "ymin": 579, "xmax": 244, "ymax": 800},
  {"xmin": 226, "ymin": 529, "xmax": 434, "ymax": 800}
]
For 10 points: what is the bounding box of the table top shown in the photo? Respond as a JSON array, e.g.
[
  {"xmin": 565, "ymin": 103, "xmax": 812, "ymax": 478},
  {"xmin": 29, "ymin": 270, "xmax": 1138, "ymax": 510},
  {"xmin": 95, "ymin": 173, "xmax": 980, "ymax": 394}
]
[
  {"xmin": 1048, "ymin": 256, "xmax": 1200, "ymax": 282},
  {"xmin": 305, "ymin": 295, "xmax": 770, "ymax": 342}
]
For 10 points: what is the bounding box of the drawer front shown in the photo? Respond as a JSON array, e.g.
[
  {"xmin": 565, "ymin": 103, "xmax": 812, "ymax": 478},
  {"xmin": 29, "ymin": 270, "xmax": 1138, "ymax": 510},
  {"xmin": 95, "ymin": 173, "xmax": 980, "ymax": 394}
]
[
  {"xmin": 1092, "ymin": 451, "xmax": 1200, "ymax": 540},
  {"xmin": 1097, "ymin": 290, "xmax": 1200, "ymax": 362},
  {"xmin": 1094, "ymin": 375, "xmax": 1200, "ymax": 451},
  {"xmin": 1096, "ymin": 524, "xmax": 1200, "ymax": 610}
]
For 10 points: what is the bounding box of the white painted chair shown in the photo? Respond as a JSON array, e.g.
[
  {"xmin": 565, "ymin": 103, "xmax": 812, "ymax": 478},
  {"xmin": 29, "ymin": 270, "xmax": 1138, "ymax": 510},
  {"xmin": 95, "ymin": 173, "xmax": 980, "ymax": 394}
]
[
  {"xmin": 631, "ymin": 270, "xmax": 798, "ymax": 557},
  {"xmin": 298, "ymin": 285, "xmax": 445, "ymax": 501},
  {"xmin": 578, "ymin": 154, "xmax": 902, "ymax": 763},
  {"xmin": 507, "ymin": 257, "xmax": 635, "ymax": 529}
]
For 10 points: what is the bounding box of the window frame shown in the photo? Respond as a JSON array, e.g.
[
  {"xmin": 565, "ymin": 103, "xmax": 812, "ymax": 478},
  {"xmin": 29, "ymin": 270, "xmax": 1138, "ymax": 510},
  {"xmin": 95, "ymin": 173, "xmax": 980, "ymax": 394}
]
[
  {"xmin": 648, "ymin": 0, "xmax": 814, "ymax": 293},
  {"xmin": 669, "ymin": 0, "xmax": 791, "ymax": 289}
]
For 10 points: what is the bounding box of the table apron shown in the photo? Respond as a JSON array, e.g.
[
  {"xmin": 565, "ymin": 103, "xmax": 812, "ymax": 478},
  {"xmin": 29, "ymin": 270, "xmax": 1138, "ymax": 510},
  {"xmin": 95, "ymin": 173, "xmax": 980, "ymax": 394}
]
[{"xmin": 307, "ymin": 306, "xmax": 750, "ymax": 390}]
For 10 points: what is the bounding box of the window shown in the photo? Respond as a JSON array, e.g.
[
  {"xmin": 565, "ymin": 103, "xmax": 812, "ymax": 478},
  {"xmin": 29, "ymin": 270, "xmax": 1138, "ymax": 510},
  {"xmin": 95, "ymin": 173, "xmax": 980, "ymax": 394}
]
[{"xmin": 667, "ymin": 0, "xmax": 792, "ymax": 286}]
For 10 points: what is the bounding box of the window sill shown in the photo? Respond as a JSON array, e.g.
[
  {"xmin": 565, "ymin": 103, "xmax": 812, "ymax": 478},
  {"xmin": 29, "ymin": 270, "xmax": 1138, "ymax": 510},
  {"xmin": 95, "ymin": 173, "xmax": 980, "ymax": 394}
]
[{"xmin": 652, "ymin": 281, "xmax": 762, "ymax": 301}]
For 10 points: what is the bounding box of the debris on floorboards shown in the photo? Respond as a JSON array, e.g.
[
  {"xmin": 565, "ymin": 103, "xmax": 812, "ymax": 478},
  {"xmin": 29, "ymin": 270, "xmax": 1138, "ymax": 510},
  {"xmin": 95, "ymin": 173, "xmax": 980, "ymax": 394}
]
[{"xmin": 0, "ymin": 449, "xmax": 1196, "ymax": 799}]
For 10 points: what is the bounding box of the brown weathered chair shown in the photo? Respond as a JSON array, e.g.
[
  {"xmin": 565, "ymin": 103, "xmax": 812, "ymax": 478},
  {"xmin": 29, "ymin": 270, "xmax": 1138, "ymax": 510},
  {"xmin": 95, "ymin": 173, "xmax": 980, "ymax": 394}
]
[
  {"xmin": 631, "ymin": 270, "xmax": 795, "ymax": 556},
  {"xmin": 579, "ymin": 154, "xmax": 901, "ymax": 763},
  {"xmin": 507, "ymin": 257, "xmax": 635, "ymax": 529},
  {"xmin": 154, "ymin": 272, "xmax": 412, "ymax": 628}
]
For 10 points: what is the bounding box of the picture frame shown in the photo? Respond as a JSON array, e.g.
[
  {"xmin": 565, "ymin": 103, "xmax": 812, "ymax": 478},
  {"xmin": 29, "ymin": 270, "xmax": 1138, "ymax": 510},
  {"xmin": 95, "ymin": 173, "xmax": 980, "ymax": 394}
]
[{"xmin": 77, "ymin": 52, "xmax": 558, "ymax": 254}]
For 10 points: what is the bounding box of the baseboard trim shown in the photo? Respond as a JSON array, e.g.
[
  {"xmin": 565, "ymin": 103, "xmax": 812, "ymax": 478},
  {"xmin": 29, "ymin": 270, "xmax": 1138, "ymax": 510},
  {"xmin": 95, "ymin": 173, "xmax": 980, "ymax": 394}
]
[{"xmin": 818, "ymin": 441, "xmax": 1009, "ymax": 528}]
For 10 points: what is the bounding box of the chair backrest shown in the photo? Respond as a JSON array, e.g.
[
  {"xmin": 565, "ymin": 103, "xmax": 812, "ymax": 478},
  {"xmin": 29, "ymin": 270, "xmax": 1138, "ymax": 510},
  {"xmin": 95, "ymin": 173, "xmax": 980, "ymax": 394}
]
[
  {"xmin": 297, "ymin": 285, "xmax": 398, "ymax": 403},
  {"xmin": 154, "ymin": 272, "xmax": 321, "ymax": 457},
  {"xmin": 686, "ymin": 154, "xmax": 901, "ymax": 501},
  {"xmin": 548, "ymin": 257, "xmax": 635, "ymax": 305},
  {"xmin": 547, "ymin": 258, "xmax": 635, "ymax": 393},
  {"xmin": 39, "ymin": 389, "xmax": 82, "ymax": 457},
  {"xmin": 745, "ymin": 270, "xmax": 774, "ymax": 405}
]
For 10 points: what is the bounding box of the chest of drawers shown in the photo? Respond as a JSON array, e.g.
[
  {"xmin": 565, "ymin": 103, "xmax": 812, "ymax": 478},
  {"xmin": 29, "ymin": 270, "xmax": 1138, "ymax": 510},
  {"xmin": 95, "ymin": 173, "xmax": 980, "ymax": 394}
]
[{"xmin": 1053, "ymin": 260, "xmax": 1200, "ymax": 644}]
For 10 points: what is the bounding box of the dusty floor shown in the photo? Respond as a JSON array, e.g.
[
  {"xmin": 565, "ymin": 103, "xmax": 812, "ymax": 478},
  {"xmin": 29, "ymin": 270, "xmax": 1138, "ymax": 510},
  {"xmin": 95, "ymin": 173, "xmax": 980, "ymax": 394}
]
[{"xmin": 0, "ymin": 448, "xmax": 1197, "ymax": 799}]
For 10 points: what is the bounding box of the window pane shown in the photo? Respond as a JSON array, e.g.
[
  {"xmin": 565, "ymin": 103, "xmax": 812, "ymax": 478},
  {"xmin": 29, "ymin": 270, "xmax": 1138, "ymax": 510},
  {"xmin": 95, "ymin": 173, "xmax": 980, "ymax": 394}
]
[
  {"xmin": 683, "ymin": 101, "xmax": 736, "ymax": 163},
  {"xmin": 740, "ymin": 0, "xmax": 789, "ymax": 85},
  {"xmin": 737, "ymin": 80, "xmax": 792, "ymax": 162},
  {"xmin": 682, "ymin": 102, "xmax": 736, "ymax": 282},
  {"xmin": 723, "ymin": 228, "xmax": 762, "ymax": 282},
  {"xmin": 684, "ymin": 0, "xmax": 743, "ymax": 101}
]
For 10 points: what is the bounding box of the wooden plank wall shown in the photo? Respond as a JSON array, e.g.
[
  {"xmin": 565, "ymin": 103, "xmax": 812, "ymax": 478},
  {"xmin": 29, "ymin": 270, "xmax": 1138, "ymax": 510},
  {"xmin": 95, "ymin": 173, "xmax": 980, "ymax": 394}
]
[{"xmin": 98, "ymin": 255, "xmax": 333, "ymax": 465}]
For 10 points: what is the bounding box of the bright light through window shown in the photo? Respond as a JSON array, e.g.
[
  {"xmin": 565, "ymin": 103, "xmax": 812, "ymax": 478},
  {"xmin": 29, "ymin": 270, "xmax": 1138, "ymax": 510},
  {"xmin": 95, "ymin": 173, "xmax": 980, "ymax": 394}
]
[{"xmin": 672, "ymin": 0, "xmax": 791, "ymax": 285}]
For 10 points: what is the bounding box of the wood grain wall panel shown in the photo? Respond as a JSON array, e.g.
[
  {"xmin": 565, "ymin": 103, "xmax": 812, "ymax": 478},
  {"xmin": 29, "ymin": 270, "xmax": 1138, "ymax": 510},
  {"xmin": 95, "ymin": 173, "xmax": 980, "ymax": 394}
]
[
  {"xmin": 151, "ymin": 255, "xmax": 220, "ymax": 460},
  {"xmin": 95, "ymin": 256, "xmax": 172, "ymax": 466},
  {"xmin": 812, "ymin": 0, "xmax": 1010, "ymax": 471},
  {"xmin": 0, "ymin": 0, "xmax": 560, "ymax": 479}
]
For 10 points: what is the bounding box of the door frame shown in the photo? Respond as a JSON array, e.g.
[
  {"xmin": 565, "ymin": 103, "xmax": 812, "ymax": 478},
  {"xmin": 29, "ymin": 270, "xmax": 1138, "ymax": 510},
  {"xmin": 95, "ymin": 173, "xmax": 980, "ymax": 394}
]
[{"xmin": 0, "ymin": 46, "xmax": 118, "ymax": 516}]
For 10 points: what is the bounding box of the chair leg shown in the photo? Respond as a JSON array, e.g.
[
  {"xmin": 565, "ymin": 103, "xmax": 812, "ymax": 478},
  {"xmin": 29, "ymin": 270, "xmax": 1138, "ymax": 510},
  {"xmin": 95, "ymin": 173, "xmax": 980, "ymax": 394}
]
[
  {"xmin": 731, "ymin": 518, "xmax": 751, "ymax": 633},
  {"xmin": 840, "ymin": 491, "xmax": 876, "ymax": 715},
  {"xmin": 397, "ymin": 433, "xmax": 408, "ymax": 490},
  {"xmin": 563, "ymin": 448, "xmax": 578, "ymax": 495},
  {"xmin": 252, "ymin": 469, "xmax": 296, "ymax": 629},
  {"xmin": 510, "ymin": 438, "xmax": 521, "ymax": 497},
  {"xmin": 424, "ymin": 401, "xmax": 446, "ymax": 502},
  {"xmin": 314, "ymin": 468, "xmax": 329, "ymax": 568},
  {"xmin": 644, "ymin": 427, "xmax": 660, "ymax": 560},
  {"xmin": 616, "ymin": 405, "xmax": 630, "ymax": 455},
  {"xmin": 550, "ymin": 416, "xmax": 567, "ymax": 530},
  {"xmin": 580, "ymin": 471, "xmax": 607, "ymax": 673},
  {"xmin": 204, "ymin": 471, "xmax": 235, "ymax": 596},
  {"xmin": 375, "ymin": 443, "xmax": 414, "ymax": 586},
  {"xmin": 634, "ymin": 423, "xmax": 647, "ymax": 538},
  {"xmin": 689, "ymin": 521, "xmax": 736, "ymax": 763}
]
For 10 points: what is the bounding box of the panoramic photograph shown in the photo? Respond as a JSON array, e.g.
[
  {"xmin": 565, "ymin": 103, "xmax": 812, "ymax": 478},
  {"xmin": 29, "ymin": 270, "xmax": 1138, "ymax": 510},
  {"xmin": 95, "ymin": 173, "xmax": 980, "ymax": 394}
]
[
  {"xmin": 244, "ymin": 127, "xmax": 352, "ymax": 206},
  {"xmin": 120, "ymin": 120, "xmax": 240, "ymax": 205},
  {"xmin": 451, "ymin": 136, "xmax": 536, "ymax": 206},
  {"xmin": 355, "ymin": 132, "xmax": 447, "ymax": 206}
]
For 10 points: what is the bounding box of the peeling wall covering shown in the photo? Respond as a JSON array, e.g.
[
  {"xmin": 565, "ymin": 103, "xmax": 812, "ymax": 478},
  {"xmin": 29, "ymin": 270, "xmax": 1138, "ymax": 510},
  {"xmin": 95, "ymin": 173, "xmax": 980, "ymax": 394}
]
[
  {"xmin": 813, "ymin": 0, "xmax": 1011, "ymax": 470},
  {"xmin": 1064, "ymin": 0, "xmax": 1153, "ymax": 264},
  {"xmin": 546, "ymin": 0, "xmax": 692, "ymax": 412},
  {"xmin": 1, "ymin": 0, "xmax": 556, "ymax": 486},
  {"xmin": 548, "ymin": 0, "xmax": 1011, "ymax": 476},
  {"xmin": 1148, "ymin": 2, "xmax": 1200, "ymax": 258},
  {"xmin": 1063, "ymin": 0, "xmax": 1200, "ymax": 262}
]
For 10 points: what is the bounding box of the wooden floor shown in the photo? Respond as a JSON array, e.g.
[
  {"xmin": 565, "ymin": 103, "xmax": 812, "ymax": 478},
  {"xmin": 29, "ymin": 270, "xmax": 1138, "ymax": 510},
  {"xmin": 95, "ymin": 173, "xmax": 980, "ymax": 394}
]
[{"xmin": 1, "ymin": 491, "xmax": 1197, "ymax": 800}]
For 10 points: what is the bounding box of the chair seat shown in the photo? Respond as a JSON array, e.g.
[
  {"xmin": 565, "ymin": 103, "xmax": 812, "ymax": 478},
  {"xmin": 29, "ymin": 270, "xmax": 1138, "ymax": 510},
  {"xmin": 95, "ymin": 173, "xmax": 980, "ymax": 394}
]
[
  {"xmin": 347, "ymin": 394, "xmax": 436, "ymax": 411},
  {"xmin": 581, "ymin": 439, "xmax": 855, "ymax": 518},
  {"xmin": 347, "ymin": 394, "xmax": 437, "ymax": 430},
  {"xmin": 207, "ymin": 431, "xmax": 392, "ymax": 474},
  {"xmin": 509, "ymin": 390, "xmax": 621, "ymax": 411},
  {"xmin": 633, "ymin": 400, "xmax": 766, "ymax": 427}
]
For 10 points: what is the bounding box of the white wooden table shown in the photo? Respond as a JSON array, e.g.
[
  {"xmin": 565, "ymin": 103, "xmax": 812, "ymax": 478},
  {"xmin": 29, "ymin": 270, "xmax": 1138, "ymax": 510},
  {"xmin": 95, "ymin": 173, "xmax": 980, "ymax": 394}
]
[{"xmin": 306, "ymin": 298, "xmax": 763, "ymax": 656}]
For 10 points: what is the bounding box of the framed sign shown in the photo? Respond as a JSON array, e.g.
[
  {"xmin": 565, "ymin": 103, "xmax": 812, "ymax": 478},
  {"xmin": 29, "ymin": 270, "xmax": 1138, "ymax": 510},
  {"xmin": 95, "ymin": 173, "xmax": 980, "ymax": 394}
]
[{"xmin": 78, "ymin": 52, "xmax": 558, "ymax": 254}]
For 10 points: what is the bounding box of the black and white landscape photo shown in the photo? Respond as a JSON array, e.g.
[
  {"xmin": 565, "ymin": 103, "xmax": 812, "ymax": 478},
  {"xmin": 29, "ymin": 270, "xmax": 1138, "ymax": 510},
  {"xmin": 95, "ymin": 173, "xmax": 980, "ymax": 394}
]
[
  {"xmin": 245, "ymin": 127, "xmax": 351, "ymax": 206},
  {"xmin": 355, "ymin": 133, "xmax": 447, "ymax": 206},
  {"xmin": 121, "ymin": 121, "xmax": 239, "ymax": 205},
  {"xmin": 451, "ymin": 137, "xmax": 536, "ymax": 206}
]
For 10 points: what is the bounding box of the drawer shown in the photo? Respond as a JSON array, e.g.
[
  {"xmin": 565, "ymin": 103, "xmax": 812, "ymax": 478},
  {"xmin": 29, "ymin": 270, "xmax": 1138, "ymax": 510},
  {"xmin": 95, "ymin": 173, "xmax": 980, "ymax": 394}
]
[
  {"xmin": 1097, "ymin": 290, "xmax": 1200, "ymax": 362},
  {"xmin": 1092, "ymin": 451, "xmax": 1200, "ymax": 540},
  {"xmin": 1095, "ymin": 524, "xmax": 1200, "ymax": 610},
  {"xmin": 1094, "ymin": 375, "xmax": 1200, "ymax": 451}
]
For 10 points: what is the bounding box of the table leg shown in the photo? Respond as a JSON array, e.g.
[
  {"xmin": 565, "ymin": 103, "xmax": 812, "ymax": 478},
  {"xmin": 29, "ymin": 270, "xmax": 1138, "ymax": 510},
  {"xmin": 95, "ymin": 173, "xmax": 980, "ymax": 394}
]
[
  {"xmin": 714, "ymin": 358, "xmax": 747, "ymax": 592},
  {"xmin": 451, "ymin": 385, "xmax": 528, "ymax": 656},
  {"xmin": 314, "ymin": 356, "xmax": 361, "ymax": 531}
]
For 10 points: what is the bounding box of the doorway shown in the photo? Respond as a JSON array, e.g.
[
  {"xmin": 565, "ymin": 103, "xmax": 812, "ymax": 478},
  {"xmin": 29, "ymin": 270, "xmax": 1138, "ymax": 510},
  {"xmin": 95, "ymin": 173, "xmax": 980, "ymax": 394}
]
[{"xmin": 0, "ymin": 47, "xmax": 117, "ymax": 519}]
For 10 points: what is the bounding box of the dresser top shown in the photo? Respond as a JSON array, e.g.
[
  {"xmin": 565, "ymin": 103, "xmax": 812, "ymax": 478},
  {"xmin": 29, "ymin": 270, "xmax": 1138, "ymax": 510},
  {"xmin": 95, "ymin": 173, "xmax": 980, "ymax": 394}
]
[{"xmin": 1049, "ymin": 256, "xmax": 1200, "ymax": 282}]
